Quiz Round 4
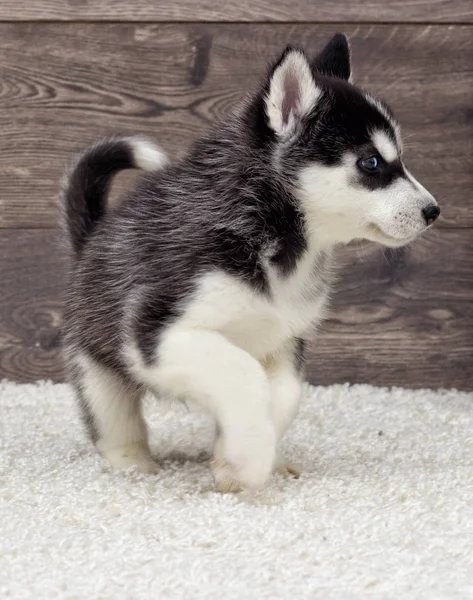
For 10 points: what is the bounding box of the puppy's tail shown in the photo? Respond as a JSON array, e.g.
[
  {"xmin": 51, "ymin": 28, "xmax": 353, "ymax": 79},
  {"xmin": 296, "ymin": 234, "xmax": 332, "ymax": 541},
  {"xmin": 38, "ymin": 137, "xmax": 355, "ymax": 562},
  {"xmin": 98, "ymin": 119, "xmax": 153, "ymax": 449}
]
[{"xmin": 61, "ymin": 137, "xmax": 168, "ymax": 257}]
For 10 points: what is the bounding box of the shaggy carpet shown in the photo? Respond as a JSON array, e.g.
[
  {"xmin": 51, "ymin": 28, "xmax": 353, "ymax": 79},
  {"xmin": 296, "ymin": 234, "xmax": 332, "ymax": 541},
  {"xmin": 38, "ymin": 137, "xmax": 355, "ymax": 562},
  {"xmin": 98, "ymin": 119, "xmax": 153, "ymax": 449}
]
[{"xmin": 0, "ymin": 380, "xmax": 472, "ymax": 599}]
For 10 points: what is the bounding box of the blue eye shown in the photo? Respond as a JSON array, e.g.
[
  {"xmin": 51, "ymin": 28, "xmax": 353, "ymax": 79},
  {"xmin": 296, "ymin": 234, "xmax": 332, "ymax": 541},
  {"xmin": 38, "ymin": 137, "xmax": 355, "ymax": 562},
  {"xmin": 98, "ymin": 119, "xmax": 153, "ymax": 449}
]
[{"xmin": 359, "ymin": 156, "xmax": 380, "ymax": 172}]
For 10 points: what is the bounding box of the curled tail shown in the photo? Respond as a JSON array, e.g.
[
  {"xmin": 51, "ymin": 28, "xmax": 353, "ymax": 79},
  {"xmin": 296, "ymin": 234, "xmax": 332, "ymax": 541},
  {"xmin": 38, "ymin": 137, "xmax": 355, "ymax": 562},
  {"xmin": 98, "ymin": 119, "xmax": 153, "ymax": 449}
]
[{"xmin": 61, "ymin": 137, "xmax": 168, "ymax": 256}]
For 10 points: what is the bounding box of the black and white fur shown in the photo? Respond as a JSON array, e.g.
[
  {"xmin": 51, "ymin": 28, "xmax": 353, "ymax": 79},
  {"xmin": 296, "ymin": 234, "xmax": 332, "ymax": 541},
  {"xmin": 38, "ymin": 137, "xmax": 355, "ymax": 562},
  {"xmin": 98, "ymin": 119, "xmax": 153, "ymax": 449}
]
[{"xmin": 62, "ymin": 35, "xmax": 439, "ymax": 491}]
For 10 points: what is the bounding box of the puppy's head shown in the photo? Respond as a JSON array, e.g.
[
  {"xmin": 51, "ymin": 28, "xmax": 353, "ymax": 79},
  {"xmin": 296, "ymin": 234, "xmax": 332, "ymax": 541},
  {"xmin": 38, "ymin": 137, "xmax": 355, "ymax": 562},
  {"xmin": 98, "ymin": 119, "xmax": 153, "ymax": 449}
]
[{"xmin": 253, "ymin": 34, "xmax": 439, "ymax": 247}]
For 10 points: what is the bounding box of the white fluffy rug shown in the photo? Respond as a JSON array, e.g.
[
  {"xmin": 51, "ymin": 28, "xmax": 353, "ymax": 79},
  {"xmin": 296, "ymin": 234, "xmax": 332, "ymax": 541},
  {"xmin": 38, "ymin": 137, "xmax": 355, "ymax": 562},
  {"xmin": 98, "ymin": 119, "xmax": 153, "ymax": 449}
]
[{"xmin": 1, "ymin": 380, "xmax": 472, "ymax": 599}]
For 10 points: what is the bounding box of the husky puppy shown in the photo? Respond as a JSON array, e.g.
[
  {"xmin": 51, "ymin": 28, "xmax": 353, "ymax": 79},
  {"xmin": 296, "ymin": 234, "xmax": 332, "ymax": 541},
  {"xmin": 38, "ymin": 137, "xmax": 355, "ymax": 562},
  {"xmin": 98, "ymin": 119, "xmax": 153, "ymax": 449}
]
[{"xmin": 62, "ymin": 34, "xmax": 439, "ymax": 492}]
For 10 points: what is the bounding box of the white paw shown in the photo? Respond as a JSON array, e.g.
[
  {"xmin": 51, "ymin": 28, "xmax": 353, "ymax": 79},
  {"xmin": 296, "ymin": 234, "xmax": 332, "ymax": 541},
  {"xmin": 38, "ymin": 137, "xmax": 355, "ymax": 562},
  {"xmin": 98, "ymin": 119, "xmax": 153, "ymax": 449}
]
[
  {"xmin": 223, "ymin": 423, "xmax": 276, "ymax": 490},
  {"xmin": 101, "ymin": 443, "xmax": 158, "ymax": 474}
]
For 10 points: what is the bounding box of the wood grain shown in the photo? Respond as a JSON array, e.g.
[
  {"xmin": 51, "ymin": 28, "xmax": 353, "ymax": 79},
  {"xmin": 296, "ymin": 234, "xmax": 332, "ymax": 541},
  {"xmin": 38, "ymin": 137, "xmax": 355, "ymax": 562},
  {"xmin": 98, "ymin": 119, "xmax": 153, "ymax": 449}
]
[
  {"xmin": 0, "ymin": 0, "xmax": 471, "ymax": 23},
  {"xmin": 1, "ymin": 228, "xmax": 471, "ymax": 389},
  {"xmin": 308, "ymin": 233, "xmax": 473, "ymax": 388},
  {"xmin": 0, "ymin": 23, "xmax": 471, "ymax": 228},
  {"xmin": 0, "ymin": 229, "xmax": 66, "ymax": 382}
]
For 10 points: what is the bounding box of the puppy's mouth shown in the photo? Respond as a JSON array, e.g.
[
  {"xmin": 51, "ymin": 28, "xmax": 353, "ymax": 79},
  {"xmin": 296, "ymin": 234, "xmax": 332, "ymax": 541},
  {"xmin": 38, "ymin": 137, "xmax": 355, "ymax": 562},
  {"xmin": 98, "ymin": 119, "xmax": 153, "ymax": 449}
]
[{"xmin": 366, "ymin": 223, "xmax": 418, "ymax": 247}]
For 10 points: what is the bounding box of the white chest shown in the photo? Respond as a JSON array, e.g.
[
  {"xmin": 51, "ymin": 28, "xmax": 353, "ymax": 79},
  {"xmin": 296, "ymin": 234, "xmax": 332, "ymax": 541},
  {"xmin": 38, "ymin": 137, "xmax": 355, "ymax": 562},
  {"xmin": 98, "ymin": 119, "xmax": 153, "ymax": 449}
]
[{"xmin": 178, "ymin": 250, "xmax": 334, "ymax": 360}]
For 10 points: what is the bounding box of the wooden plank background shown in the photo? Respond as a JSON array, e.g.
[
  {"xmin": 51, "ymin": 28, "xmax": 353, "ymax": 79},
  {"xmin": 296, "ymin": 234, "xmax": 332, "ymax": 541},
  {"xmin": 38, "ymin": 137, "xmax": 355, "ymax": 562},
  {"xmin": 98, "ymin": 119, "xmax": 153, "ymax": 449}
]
[
  {"xmin": 0, "ymin": 4, "xmax": 472, "ymax": 389},
  {"xmin": 1, "ymin": 0, "xmax": 472, "ymax": 23}
]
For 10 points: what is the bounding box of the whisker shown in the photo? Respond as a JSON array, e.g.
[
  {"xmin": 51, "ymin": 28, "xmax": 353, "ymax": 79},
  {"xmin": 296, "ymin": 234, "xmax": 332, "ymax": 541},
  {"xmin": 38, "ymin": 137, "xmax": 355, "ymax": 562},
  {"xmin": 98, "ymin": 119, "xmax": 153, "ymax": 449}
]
[{"xmin": 402, "ymin": 132, "xmax": 419, "ymax": 141}]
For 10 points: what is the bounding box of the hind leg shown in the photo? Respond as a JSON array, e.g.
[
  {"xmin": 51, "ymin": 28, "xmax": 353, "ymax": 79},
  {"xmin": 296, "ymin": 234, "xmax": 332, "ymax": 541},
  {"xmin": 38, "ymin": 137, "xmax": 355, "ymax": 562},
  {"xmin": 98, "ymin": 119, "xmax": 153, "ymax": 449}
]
[{"xmin": 73, "ymin": 353, "xmax": 157, "ymax": 473}]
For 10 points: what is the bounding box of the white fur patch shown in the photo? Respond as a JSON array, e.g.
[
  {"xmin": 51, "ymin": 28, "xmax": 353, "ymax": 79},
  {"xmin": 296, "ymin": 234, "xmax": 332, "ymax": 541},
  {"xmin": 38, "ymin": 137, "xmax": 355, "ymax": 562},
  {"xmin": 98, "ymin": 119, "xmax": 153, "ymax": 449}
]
[
  {"xmin": 124, "ymin": 262, "xmax": 330, "ymax": 398},
  {"xmin": 125, "ymin": 327, "xmax": 276, "ymax": 490},
  {"xmin": 157, "ymin": 265, "xmax": 330, "ymax": 362},
  {"xmin": 364, "ymin": 93, "xmax": 402, "ymax": 151},
  {"xmin": 123, "ymin": 251, "xmax": 332, "ymax": 489},
  {"xmin": 404, "ymin": 166, "xmax": 438, "ymax": 204},
  {"xmin": 372, "ymin": 130, "xmax": 399, "ymax": 163},
  {"xmin": 265, "ymin": 50, "xmax": 321, "ymax": 137},
  {"xmin": 76, "ymin": 353, "xmax": 155, "ymax": 472},
  {"xmin": 265, "ymin": 349, "xmax": 303, "ymax": 441},
  {"xmin": 298, "ymin": 156, "xmax": 437, "ymax": 247},
  {"xmin": 128, "ymin": 138, "xmax": 169, "ymax": 171}
]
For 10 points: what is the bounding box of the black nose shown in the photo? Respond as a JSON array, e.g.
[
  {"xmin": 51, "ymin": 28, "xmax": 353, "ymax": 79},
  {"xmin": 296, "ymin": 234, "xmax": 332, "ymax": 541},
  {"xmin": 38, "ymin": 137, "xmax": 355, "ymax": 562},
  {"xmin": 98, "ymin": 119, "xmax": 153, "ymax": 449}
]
[{"xmin": 422, "ymin": 204, "xmax": 440, "ymax": 226}]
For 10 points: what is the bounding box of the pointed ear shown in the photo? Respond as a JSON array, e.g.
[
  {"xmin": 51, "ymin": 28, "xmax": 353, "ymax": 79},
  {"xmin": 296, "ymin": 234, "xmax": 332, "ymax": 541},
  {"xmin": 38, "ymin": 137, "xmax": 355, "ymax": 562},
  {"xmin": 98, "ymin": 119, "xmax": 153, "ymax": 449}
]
[
  {"xmin": 311, "ymin": 33, "xmax": 352, "ymax": 81},
  {"xmin": 265, "ymin": 46, "xmax": 321, "ymax": 137}
]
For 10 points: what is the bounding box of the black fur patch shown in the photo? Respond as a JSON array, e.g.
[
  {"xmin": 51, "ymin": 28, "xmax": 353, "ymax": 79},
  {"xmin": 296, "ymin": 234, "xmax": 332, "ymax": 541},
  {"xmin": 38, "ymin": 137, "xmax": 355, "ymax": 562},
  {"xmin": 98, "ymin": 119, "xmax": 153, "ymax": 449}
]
[
  {"xmin": 311, "ymin": 33, "xmax": 351, "ymax": 81},
  {"xmin": 293, "ymin": 338, "xmax": 306, "ymax": 372},
  {"xmin": 75, "ymin": 382, "xmax": 99, "ymax": 444},
  {"xmin": 354, "ymin": 155, "xmax": 407, "ymax": 191},
  {"xmin": 63, "ymin": 139, "xmax": 136, "ymax": 256},
  {"xmin": 294, "ymin": 77, "xmax": 400, "ymax": 169}
]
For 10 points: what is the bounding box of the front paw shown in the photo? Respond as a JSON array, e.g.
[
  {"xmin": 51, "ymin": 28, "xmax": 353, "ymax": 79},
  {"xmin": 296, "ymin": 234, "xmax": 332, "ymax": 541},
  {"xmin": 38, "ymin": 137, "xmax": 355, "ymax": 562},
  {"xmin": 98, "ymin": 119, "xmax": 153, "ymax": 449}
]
[
  {"xmin": 211, "ymin": 423, "xmax": 276, "ymax": 491},
  {"xmin": 224, "ymin": 424, "xmax": 276, "ymax": 490}
]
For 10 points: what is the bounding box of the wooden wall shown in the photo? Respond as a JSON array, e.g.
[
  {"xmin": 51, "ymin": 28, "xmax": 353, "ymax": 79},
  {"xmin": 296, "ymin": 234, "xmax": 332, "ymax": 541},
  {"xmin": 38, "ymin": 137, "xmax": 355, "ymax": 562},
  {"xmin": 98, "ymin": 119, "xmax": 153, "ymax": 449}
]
[{"xmin": 1, "ymin": 2, "xmax": 472, "ymax": 389}]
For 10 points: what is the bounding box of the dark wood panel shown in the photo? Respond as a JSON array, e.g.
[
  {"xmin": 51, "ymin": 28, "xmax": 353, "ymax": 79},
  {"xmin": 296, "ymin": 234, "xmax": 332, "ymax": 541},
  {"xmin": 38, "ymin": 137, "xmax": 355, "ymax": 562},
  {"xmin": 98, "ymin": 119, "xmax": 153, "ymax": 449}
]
[
  {"xmin": 0, "ymin": 0, "xmax": 471, "ymax": 22},
  {"xmin": 0, "ymin": 23, "xmax": 471, "ymax": 228},
  {"xmin": 1, "ymin": 228, "xmax": 471, "ymax": 389},
  {"xmin": 308, "ymin": 232, "xmax": 473, "ymax": 388},
  {"xmin": 0, "ymin": 229, "xmax": 66, "ymax": 382}
]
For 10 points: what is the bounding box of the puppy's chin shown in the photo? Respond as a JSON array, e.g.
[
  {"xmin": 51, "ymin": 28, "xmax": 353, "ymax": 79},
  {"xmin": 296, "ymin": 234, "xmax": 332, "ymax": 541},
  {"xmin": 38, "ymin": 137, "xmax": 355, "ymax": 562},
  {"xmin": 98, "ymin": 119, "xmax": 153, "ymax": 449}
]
[{"xmin": 363, "ymin": 223, "xmax": 419, "ymax": 248}]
